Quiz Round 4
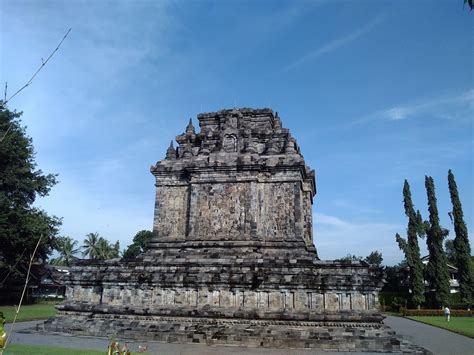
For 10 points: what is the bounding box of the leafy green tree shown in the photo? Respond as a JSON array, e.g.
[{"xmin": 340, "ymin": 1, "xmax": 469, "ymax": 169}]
[
  {"xmin": 444, "ymin": 239, "xmax": 456, "ymax": 265},
  {"xmin": 50, "ymin": 236, "xmax": 79, "ymax": 266},
  {"xmin": 424, "ymin": 176, "xmax": 450, "ymax": 307},
  {"xmin": 365, "ymin": 251, "xmax": 383, "ymax": 268},
  {"xmin": 122, "ymin": 230, "xmax": 153, "ymax": 259},
  {"xmin": 0, "ymin": 107, "xmax": 61, "ymax": 288},
  {"xmin": 336, "ymin": 254, "xmax": 362, "ymax": 262},
  {"xmin": 395, "ymin": 180, "xmax": 425, "ymax": 308},
  {"xmin": 382, "ymin": 261, "xmax": 409, "ymax": 293},
  {"xmin": 362, "ymin": 251, "xmax": 384, "ymax": 278},
  {"xmin": 122, "ymin": 244, "xmax": 141, "ymax": 259},
  {"xmin": 448, "ymin": 170, "xmax": 473, "ymax": 306}
]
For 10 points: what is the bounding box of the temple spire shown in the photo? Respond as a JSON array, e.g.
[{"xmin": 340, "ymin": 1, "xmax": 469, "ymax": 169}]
[
  {"xmin": 186, "ymin": 118, "xmax": 195, "ymax": 135},
  {"xmin": 165, "ymin": 140, "xmax": 177, "ymax": 160},
  {"xmin": 285, "ymin": 136, "xmax": 297, "ymax": 154},
  {"xmin": 274, "ymin": 112, "xmax": 282, "ymax": 130}
]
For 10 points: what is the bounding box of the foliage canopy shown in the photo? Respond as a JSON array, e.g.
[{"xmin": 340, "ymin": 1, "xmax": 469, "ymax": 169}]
[
  {"xmin": 424, "ymin": 176, "xmax": 450, "ymax": 307},
  {"xmin": 448, "ymin": 170, "xmax": 472, "ymax": 306},
  {"xmin": 122, "ymin": 230, "xmax": 153, "ymax": 259},
  {"xmin": 0, "ymin": 107, "xmax": 61, "ymax": 286},
  {"xmin": 395, "ymin": 180, "xmax": 425, "ymax": 307},
  {"xmin": 50, "ymin": 236, "xmax": 79, "ymax": 266},
  {"xmin": 82, "ymin": 232, "xmax": 120, "ymax": 259}
]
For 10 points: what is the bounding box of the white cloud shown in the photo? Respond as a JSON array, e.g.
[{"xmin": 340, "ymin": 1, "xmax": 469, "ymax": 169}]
[
  {"xmin": 283, "ymin": 14, "xmax": 385, "ymax": 71},
  {"xmin": 332, "ymin": 199, "xmax": 381, "ymax": 215},
  {"xmin": 384, "ymin": 107, "xmax": 413, "ymax": 121},
  {"xmin": 35, "ymin": 174, "xmax": 154, "ymax": 252},
  {"xmin": 313, "ymin": 212, "xmax": 404, "ymax": 264},
  {"xmin": 364, "ymin": 89, "xmax": 474, "ymax": 123},
  {"xmin": 314, "ymin": 213, "xmax": 349, "ymax": 227}
]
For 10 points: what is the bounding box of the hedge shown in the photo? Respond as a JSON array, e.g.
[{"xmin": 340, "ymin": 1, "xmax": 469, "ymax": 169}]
[
  {"xmin": 379, "ymin": 291, "xmax": 407, "ymax": 312},
  {"xmin": 401, "ymin": 308, "xmax": 473, "ymax": 317}
]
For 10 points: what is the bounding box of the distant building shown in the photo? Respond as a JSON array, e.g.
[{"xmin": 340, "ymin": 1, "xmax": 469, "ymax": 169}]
[
  {"xmin": 1, "ymin": 263, "xmax": 69, "ymax": 304},
  {"xmin": 26, "ymin": 264, "xmax": 69, "ymax": 300},
  {"xmin": 397, "ymin": 257, "xmax": 459, "ymax": 295},
  {"xmin": 420, "ymin": 256, "xmax": 459, "ymax": 294}
]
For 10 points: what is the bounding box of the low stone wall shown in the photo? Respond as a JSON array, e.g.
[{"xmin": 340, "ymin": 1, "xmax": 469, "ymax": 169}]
[
  {"xmin": 66, "ymin": 286, "xmax": 378, "ymax": 314},
  {"xmin": 42, "ymin": 257, "xmax": 419, "ymax": 351},
  {"xmin": 59, "ymin": 255, "xmax": 382, "ymax": 321},
  {"xmin": 43, "ymin": 312, "xmax": 428, "ymax": 353}
]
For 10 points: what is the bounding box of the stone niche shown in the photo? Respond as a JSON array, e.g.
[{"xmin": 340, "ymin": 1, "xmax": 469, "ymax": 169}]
[{"xmin": 44, "ymin": 108, "xmax": 425, "ymax": 353}]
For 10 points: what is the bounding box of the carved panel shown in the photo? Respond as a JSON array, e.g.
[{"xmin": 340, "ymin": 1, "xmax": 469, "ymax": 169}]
[
  {"xmin": 189, "ymin": 183, "xmax": 252, "ymax": 239},
  {"xmin": 257, "ymin": 183, "xmax": 298, "ymax": 240},
  {"xmin": 154, "ymin": 185, "xmax": 188, "ymax": 239},
  {"xmin": 222, "ymin": 134, "xmax": 237, "ymax": 152}
]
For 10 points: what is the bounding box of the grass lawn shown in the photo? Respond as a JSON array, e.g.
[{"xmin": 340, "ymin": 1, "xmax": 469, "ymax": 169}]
[
  {"xmin": 383, "ymin": 311, "xmax": 401, "ymax": 316},
  {"xmin": 407, "ymin": 316, "xmax": 474, "ymax": 338},
  {"xmin": 0, "ymin": 303, "xmax": 57, "ymax": 322},
  {"xmin": 3, "ymin": 344, "xmax": 105, "ymax": 354}
]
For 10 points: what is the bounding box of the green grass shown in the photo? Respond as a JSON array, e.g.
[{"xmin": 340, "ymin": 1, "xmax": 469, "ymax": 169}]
[
  {"xmin": 0, "ymin": 303, "xmax": 57, "ymax": 322},
  {"xmin": 407, "ymin": 316, "xmax": 474, "ymax": 338},
  {"xmin": 3, "ymin": 344, "xmax": 105, "ymax": 354},
  {"xmin": 383, "ymin": 311, "xmax": 401, "ymax": 316},
  {"xmin": 3, "ymin": 344, "xmax": 152, "ymax": 354}
]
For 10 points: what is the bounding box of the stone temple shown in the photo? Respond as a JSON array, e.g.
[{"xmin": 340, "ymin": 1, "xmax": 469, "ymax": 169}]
[{"xmin": 44, "ymin": 108, "xmax": 422, "ymax": 352}]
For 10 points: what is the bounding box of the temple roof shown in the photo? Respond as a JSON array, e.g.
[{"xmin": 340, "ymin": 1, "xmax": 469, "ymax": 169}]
[
  {"xmin": 150, "ymin": 108, "xmax": 315, "ymax": 195},
  {"xmin": 155, "ymin": 108, "xmax": 307, "ymax": 162}
]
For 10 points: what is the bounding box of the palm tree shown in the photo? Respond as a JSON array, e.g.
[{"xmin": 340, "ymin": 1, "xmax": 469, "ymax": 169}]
[
  {"xmin": 82, "ymin": 232, "xmax": 100, "ymax": 259},
  {"xmin": 112, "ymin": 241, "xmax": 120, "ymax": 258},
  {"xmin": 97, "ymin": 238, "xmax": 110, "ymax": 259},
  {"xmin": 96, "ymin": 238, "xmax": 120, "ymax": 259},
  {"xmin": 51, "ymin": 236, "xmax": 79, "ymax": 266},
  {"xmin": 82, "ymin": 233, "xmax": 120, "ymax": 259}
]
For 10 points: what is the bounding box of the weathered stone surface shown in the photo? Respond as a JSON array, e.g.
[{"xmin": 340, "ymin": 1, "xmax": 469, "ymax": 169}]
[
  {"xmin": 150, "ymin": 108, "xmax": 315, "ymax": 247},
  {"xmin": 43, "ymin": 313, "xmax": 428, "ymax": 353},
  {"xmin": 43, "ymin": 108, "xmax": 425, "ymax": 352}
]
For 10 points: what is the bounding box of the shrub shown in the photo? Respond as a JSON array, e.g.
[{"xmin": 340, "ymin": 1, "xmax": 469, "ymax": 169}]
[
  {"xmin": 450, "ymin": 302, "xmax": 472, "ymax": 310},
  {"xmin": 404, "ymin": 309, "xmax": 473, "ymax": 317},
  {"xmin": 379, "ymin": 292, "xmax": 407, "ymax": 312},
  {"xmin": 399, "ymin": 306, "xmax": 407, "ymax": 316}
]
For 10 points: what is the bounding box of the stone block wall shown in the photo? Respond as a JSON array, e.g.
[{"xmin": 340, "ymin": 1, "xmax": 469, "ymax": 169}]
[
  {"xmin": 60, "ymin": 256, "xmax": 383, "ymax": 323},
  {"xmin": 150, "ymin": 108, "xmax": 316, "ymax": 249},
  {"xmin": 154, "ymin": 174, "xmax": 314, "ymax": 244},
  {"xmin": 66, "ymin": 284, "xmax": 378, "ymax": 314}
]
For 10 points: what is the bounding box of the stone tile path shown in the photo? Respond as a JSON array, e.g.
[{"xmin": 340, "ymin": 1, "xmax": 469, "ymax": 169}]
[{"xmin": 383, "ymin": 315, "xmax": 473, "ymax": 355}]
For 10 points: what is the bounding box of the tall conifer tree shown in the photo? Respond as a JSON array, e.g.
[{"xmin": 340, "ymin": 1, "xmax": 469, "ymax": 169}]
[
  {"xmin": 448, "ymin": 170, "xmax": 472, "ymax": 305},
  {"xmin": 424, "ymin": 176, "xmax": 450, "ymax": 307},
  {"xmin": 396, "ymin": 180, "xmax": 425, "ymax": 307}
]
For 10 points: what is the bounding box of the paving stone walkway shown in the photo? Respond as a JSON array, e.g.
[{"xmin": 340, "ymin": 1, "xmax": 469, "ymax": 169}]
[
  {"xmin": 383, "ymin": 316, "xmax": 473, "ymax": 355},
  {"xmin": 4, "ymin": 317, "xmax": 472, "ymax": 354}
]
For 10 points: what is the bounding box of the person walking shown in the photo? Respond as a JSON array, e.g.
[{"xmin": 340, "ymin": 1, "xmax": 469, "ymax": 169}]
[{"xmin": 443, "ymin": 306, "xmax": 451, "ymax": 322}]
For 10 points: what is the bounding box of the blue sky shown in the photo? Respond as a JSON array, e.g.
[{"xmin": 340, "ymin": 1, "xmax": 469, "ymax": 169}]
[{"xmin": 1, "ymin": 1, "xmax": 472, "ymax": 265}]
